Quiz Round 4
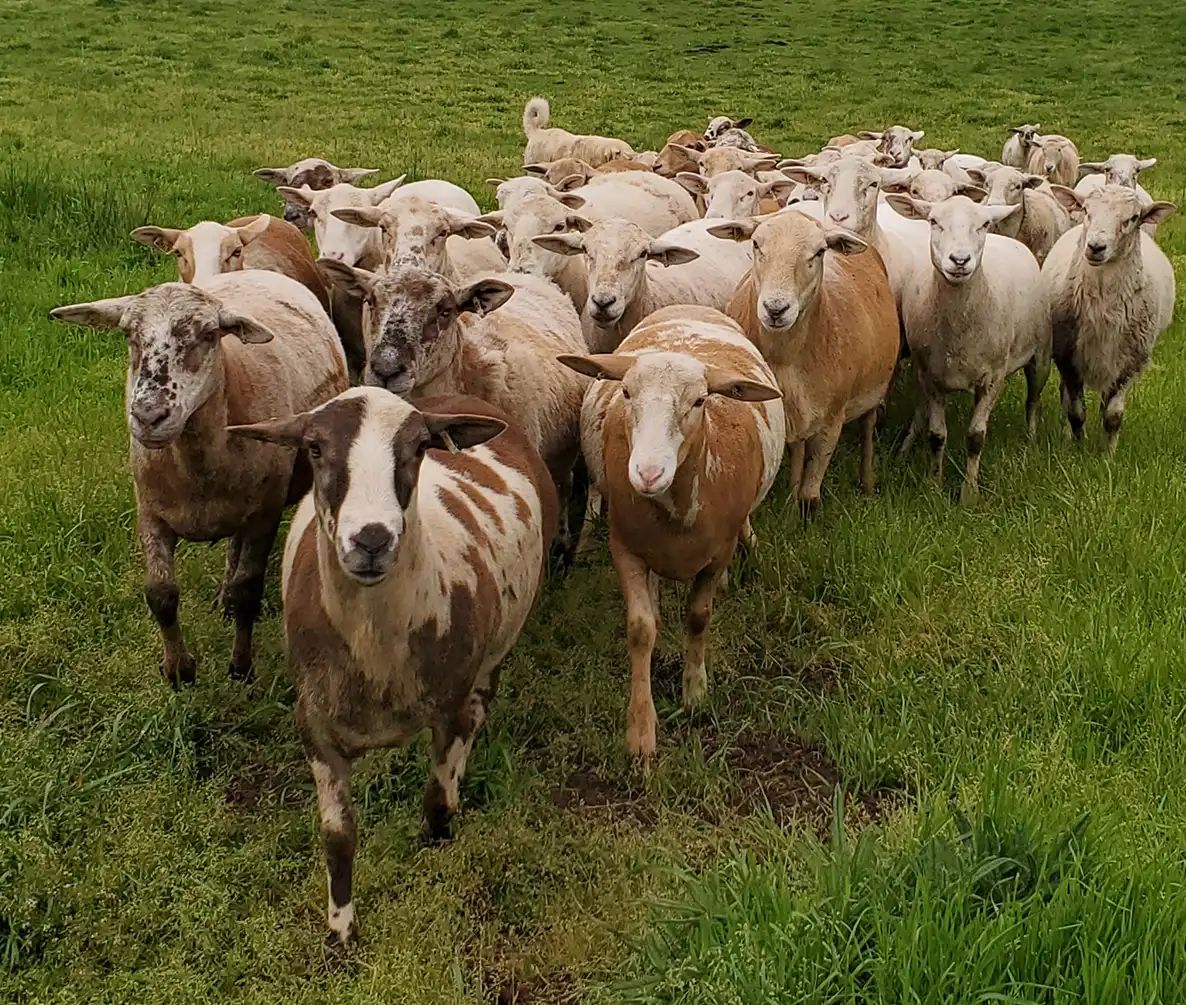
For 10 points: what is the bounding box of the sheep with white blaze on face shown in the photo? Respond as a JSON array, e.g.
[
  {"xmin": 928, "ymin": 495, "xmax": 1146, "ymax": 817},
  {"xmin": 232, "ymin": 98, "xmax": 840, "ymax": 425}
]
[{"xmin": 229, "ymin": 386, "xmax": 557, "ymax": 951}]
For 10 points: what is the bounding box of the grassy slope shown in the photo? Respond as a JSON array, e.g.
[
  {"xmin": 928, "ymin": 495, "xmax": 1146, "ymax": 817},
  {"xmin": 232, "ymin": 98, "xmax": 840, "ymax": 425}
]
[{"xmin": 2, "ymin": 0, "xmax": 1186, "ymax": 1001}]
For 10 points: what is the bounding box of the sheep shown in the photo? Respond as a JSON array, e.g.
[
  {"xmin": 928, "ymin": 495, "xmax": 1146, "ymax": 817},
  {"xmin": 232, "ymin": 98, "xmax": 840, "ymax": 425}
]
[
  {"xmin": 253, "ymin": 159, "xmax": 378, "ymax": 229},
  {"xmin": 783, "ymin": 156, "xmax": 931, "ymax": 322},
  {"xmin": 50, "ymin": 271, "xmax": 349, "ymax": 686},
  {"xmin": 532, "ymin": 217, "xmax": 753, "ymax": 353},
  {"xmin": 704, "ymin": 116, "xmax": 766, "ymax": 153},
  {"xmin": 1026, "ymin": 134, "xmax": 1080, "ymax": 187},
  {"xmin": 1040, "ymin": 185, "xmax": 1176, "ymax": 452},
  {"xmin": 705, "ymin": 116, "xmax": 752, "ymax": 144},
  {"xmin": 522, "ymin": 97, "xmax": 635, "ymax": 167},
  {"xmin": 316, "ymin": 261, "xmax": 589, "ymax": 560},
  {"xmin": 1002, "ymin": 124, "xmax": 1041, "ymax": 170},
  {"xmin": 827, "ymin": 134, "xmax": 862, "ymax": 148},
  {"xmin": 666, "ymin": 129, "xmax": 707, "ymax": 150},
  {"xmin": 654, "ymin": 132, "xmax": 707, "ymax": 179},
  {"xmin": 675, "ymin": 169, "xmax": 796, "ymax": 218},
  {"xmin": 859, "ymin": 126, "xmax": 925, "ymax": 167},
  {"xmin": 708, "ymin": 212, "xmax": 899, "ymax": 510},
  {"xmin": 558, "ymin": 306, "xmax": 784, "ymax": 757},
  {"xmin": 914, "ymin": 148, "xmax": 961, "ymax": 170},
  {"xmin": 674, "ymin": 145, "xmax": 779, "ymax": 178},
  {"xmin": 329, "ymin": 194, "xmax": 505, "ymax": 281},
  {"xmin": 979, "ymin": 166, "xmax": 1072, "ymax": 265},
  {"xmin": 486, "ymin": 193, "xmax": 594, "ymax": 312},
  {"xmin": 1073, "ymin": 154, "xmax": 1157, "ymax": 233},
  {"xmin": 885, "ymin": 194, "xmax": 1050, "ymax": 500},
  {"xmin": 131, "ymin": 214, "xmax": 331, "ymax": 314},
  {"xmin": 229, "ymin": 385, "xmax": 556, "ymax": 949},
  {"xmin": 488, "ymin": 175, "xmax": 580, "ymax": 211}
]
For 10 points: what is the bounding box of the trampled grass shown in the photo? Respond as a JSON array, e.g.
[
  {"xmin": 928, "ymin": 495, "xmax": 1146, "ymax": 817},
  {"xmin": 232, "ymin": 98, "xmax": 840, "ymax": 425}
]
[{"xmin": 3, "ymin": 0, "xmax": 1186, "ymax": 1001}]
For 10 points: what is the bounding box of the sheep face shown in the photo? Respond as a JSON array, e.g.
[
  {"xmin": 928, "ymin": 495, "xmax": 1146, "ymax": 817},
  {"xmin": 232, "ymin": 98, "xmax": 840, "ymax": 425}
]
[
  {"xmin": 50, "ymin": 284, "xmax": 276, "ymax": 449},
  {"xmin": 819, "ymin": 158, "xmax": 881, "ymax": 233},
  {"xmin": 1010, "ymin": 124, "xmax": 1041, "ymax": 148},
  {"xmin": 1080, "ymin": 154, "xmax": 1156, "ymax": 190},
  {"xmin": 254, "ymin": 160, "xmax": 378, "ymax": 230},
  {"xmin": 982, "ymin": 168, "xmax": 1046, "ymax": 237},
  {"xmin": 332, "ymin": 196, "xmax": 495, "ymax": 273},
  {"xmin": 1076, "ymin": 187, "xmax": 1173, "ymax": 266},
  {"xmin": 278, "ymin": 178, "xmax": 405, "ymax": 267},
  {"xmin": 500, "ymin": 195, "xmax": 591, "ymax": 278},
  {"xmin": 230, "ymin": 388, "xmax": 504, "ymax": 585},
  {"xmin": 693, "ymin": 171, "xmax": 790, "ymax": 219},
  {"xmin": 531, "ymin": 220, "xmax": 699, "ymax": 325},
  {"xmin": 915, "ymin": 148, "xmax": 959, "ymax": 171},
  {"xmin": 861, "ymin": 126, "xmax": 924, "ymax": 168},
  {"xmin": 887, "ymin": 195, "xmax": 1018, "ymax": 284},
  {"xmin": 558, "ymin": 351, "xmax": 779, "ymax": 497},
  {"xmin": 131, "ymin": 217, "xmax": 271, "ymax": 283},
  {"xmin": 705, "ymin": 116, "xmax": 751, "ymax": 143}
]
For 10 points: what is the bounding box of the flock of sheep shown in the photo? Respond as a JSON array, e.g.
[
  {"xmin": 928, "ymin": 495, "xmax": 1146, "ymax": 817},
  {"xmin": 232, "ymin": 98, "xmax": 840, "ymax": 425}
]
[{"xmin": 48, "ymin": 98, "xmax": 1177, "ymax": 950}]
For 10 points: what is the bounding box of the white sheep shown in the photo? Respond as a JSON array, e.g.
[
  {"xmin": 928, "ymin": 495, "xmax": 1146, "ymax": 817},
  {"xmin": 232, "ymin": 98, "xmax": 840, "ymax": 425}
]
[
  {"xmin": 886, "ymin": 194, "xmax": 1050, "ymax": 500},
  {"xmin": 1001, "ymin": 124, "xmax": 1041, "ymax": 170},
  {"xmin": 1041, "ymin": 185, "xmax": 1176, "ymax": 452},
  {"xmin": 859, "ymin": 126, "xmax": 925, "ymax": 167},
  {"xmin": 253, "ymin": 159, "xmax": 378, "ymax": 229},
  {"xmin": 979, "ymin": 166, "xmax": 1072, "ymax": 265},
  {"xmin": 50, "ymin": 271, "xmax": 349, "ymax": 685},
  {"xmin": 1026, "ymin": 134, "xmax": 1080, "ymax": 187}
]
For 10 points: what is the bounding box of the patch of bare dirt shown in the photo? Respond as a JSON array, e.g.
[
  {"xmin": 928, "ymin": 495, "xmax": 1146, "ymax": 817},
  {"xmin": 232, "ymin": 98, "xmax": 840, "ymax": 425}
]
[
  {"xmin": 224, "ymin": 759, "xmax": 306, "ymax": 813},
  {"xmin": 491, "ymin": 973, "xmax": 581, "ymax": 1004},
  {"xmin": 553, "ymin": 767, "xmax": 656, "ymax": 828}
]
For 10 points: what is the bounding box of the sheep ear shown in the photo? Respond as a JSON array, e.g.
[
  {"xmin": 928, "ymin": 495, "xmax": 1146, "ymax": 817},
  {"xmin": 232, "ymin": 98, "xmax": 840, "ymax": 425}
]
[
  {"xmin": 647, "ymin": 240, "xmax": 699, "ymax": 267},
  {"xmin": 556, "ymin": 193, "xmax": 586, "ymax": 210},
  {"xmin": 232, "ymin": 214, "xmax": 272, "ymax": 244},
  {"xmin": 485, "ymin": 177, "xmax": 508, "ymax": 188},
  {"xmin": 424, "ymin": 412, "xmax": 506, "ymax": 451},
  {"xmin": 475, "ymin": 211, "xmax": 505, "ymax": 228},
  {"xmin": 706, "ymin": 219, "xmax": 757, "ymax": 242},
  {"xmin": 825, "ymin": 230, "xmax": 868, "ymax": 255},
  {"xmin": 734, "ymin": 117, "xmax": 753, "ymax": 130},
  {"xmin": 942, "ymin": 149, "xmax": 960, "ymax": 159},
  {"xmin": 227, "ymin": 412, "xmax": 311, "ymax": 446},
  {"xmin": 878, "ymin": 167, "xmax": 916, "ymax": 191},
  {"xmin": 983, "ymin": 203, "xmax": 1020, "ymax": 225},
  {"xmin": 670, "ymin": 144, "xmax": 703, "ymax": 163},
  {"xmin": 50, "ymin": 295, "xmax": 136, "ymax": 330},
  {"xmin": 1048, "ymin": 185, "xmax": 1083, "ymax": 213},
  {"xmin": 532, "ymin": 233, "xmax": 585, "ymax": 256},
  {"xmin": 253, "ymin": 167, "xmax": 291, "ymax": 186},
  {"xmin": 277, "ymin": 185, "xmax": 315, "ymax": 207},
  {"xmin": 1021, "ymin": 174, "xmax": 1047, "ymax": 190},
  {"xmin": 872, "ymin": 153, "xmax": 897, "ymax": 167},
  {"xmin": 556, "ymin": 353, "xmax": 635, "ymax": 382},
  {"xmin": 553, "ymin": 174, "xmax": 585, "ymax": 193},
  {"xmin": 885, "ymin": 194, "xmax": 929, "ymax": 220},
  {"xmin": 219, "ymin": 309, "xmax": 275, "ymax": 344},
  {"xmin": 857, "ymin": 131, "xmax": 883, "ymax": 141},
  {"xmin": 369, "ymin": 176, "xmax": 407, "ymax": 203},
  {"xmin": 455, "ymin": 278, "xmax": 515, "ymax": 316},
  {"xmin": 959, "ymin": 185, "xmax": 988, "ymax": 202},
  {"xmin": 759, "ymin": 177, "xmax": 796, "ymax": 200},
  {"xmin": 131, "ymin": 226, "xmax": 182, "ymax": 253},
  {"xmin": 566, "ymin": 213, "xmax": 594, "ymax": 233},
  {"xmin": 782, "ymin": 165, "xmax": 824, "ymax": 186},
  {"xmin": 965, "ymin": 168, "xmax": 987, "ymax": 186},
  {"xmin": 444, "ymin": 210, "xmax": 496, "ymax": 239},
  {"xmin": 332, "ymin": 206, "xmax": 385, "ymax": 228},
  {"xmin": 523, "ymin": 164, "xmax": 549, "ymax": 176},
  {"xmin": 910, "ymin": 130, "xmax": 925, "ymax": 142},
  {"xmin": 1077, "ymin": 161, "xmax": 1106, "ymax": 177},
  {"xmin": 1142, "ymin": 202, "xmax": 1176, "ymax": 227},
  {"xmin": 675, "ymin": 171, "xmax": 708, "ymax": 195},
  {"xmin": 705, "ymin": 367, "xmax": 781, "ymax": 402},
  {"xmin": 338, "ymin": 168, "xmax": 379, "ymax": 184},
  {"xmin": 1137, "ymin": 157, "xmax": 1157, "ymax": 171},
  {"xmin": 317, "ymin": 259, "xmax": 378, "ymax": 299}
]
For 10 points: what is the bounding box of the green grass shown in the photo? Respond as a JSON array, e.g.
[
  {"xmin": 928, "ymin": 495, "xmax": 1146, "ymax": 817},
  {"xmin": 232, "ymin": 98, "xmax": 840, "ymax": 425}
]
[{"xmin": 3, "ymin": 0, "xmax": 1186, "ymax": 1001}]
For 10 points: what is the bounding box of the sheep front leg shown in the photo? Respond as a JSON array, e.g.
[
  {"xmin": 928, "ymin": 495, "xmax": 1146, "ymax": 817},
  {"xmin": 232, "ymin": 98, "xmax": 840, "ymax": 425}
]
[
  {"xmin": 786, "ymin": 440, "xmax": 805, "ymax": 498},
  {"xmin": 610, "ymin": 531, "xmax": 658, "ymax": 760},
  {"xmin": 225, "ymin": 517, "xmax": 281, "ymax": 682},
  {"xmin": 422, "ymin": 687, "xmax": 489, "ymax": 843},
  {"xmin": 1024, "ymin": 351, "xmax": 1050, "ymax": 435},
  {"xmin": 859, "ymin": 407, "xmax": 878, "ymax": 494},
  {"xmin": 925, "ymin": 392, "xmax": 948, "ymax": 482},
  {"xmin": 960, "ymin": 377, "xmax": 1005, "ymax": 504},
  {"xmin": 140, "ymin": 514, "xmax": 195, "ymax": 688},
  {"xmin": 310, "ymin": 752, "xmax": 358, "ymax": 952},
  {"xmin": 683, "ymin": 556, "xmax": 730, "ymax": 710},
  {"xmin": 799, "ymin": 417, "xmax": 844, "ymax": 516},
  {"xmin": 1055, "ymin": 356, "xmax": 1086, "ymax": 442}
]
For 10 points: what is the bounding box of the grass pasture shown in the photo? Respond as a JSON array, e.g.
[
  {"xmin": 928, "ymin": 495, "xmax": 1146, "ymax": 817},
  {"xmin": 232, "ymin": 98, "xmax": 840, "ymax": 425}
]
[{"xmin": 3, "ymin": 0, "xmax": 1186, "ymax": 1001}]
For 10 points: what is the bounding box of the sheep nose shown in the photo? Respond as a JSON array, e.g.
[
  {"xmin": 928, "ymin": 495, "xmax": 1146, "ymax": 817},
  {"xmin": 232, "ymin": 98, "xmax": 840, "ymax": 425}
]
[
  {"xmin": 948, "ymin": 252, "xmax": 971, "ymax": 268},
  {"xmin": 1087, "ymin": 241, "xmax": 1107, "ymax": 255},
  {"xmin": 351, "ymin": 524, "xmax": 394, "ymax": 557},
  {"xmin": 763, "ymin": 297, "xmax": 790, "ymax": 320},
  {"xmin": 634, "ymin": 463, "xmax": 664, "ymax": 491},
  {"xmin": 591, "ymin": 292, "xmax": 618, "ymax": 310},
  {"xmin": 828, "ymin": 211, "xmax": 850, "ymax": 225},
  {"xmin": 322, "ymin": 250, "xmax": 346, "ymax": 262},
  {"xmin": 132, "ymin": 400, "xmax": 169, "ymax": 428}
]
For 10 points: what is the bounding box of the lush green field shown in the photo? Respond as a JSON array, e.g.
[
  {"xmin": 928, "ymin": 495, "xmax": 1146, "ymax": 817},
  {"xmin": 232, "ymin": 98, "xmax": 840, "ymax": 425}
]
[{"xmin": 4, "ymin": 0, "xmax": 1186, "ymax": 1001}]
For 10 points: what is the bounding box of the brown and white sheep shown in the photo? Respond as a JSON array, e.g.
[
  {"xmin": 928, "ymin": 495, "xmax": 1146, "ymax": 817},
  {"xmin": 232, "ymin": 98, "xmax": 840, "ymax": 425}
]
[
  {"xmin": 709, "ymin": 212, "xmax": 900, "ymax": 509},
  {"xmin": 230, "ymin": 386, "xmax": 556, "ymax": 949},
  {"xmin": 50, "ymin": 271, "xmax": 349, "ymax": 685},
  {"xmin": 559, "ymin": 306, "xmax": 784, "ymax": 757}
]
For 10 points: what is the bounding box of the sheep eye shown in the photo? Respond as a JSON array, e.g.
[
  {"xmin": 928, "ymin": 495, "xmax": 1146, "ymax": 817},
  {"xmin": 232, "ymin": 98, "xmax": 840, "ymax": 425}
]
[
  {"xmin": 1129, "ymin": 214, "xmax": 1140, "ymax": 225},
  {"xmin": 306, "ymin": 441, "xmax": 322, "ymax": 460},
  {"xmin": 693, "ymin": 396, "xmax": 706, "ymax": 408},
  {"xmin": 621, "ymin": 388, "xmax": 632, "ymax": 401},
  {"xmin": 230, "ymin": 247, "xmax": 243, "ymax": 258},
  {"xmin": 813, "ymin": 247, "xmax": 826, "ymax": 259},
  {"xmin": 552, "ymin": 222, "xmax": 566, "ymax": 232}
]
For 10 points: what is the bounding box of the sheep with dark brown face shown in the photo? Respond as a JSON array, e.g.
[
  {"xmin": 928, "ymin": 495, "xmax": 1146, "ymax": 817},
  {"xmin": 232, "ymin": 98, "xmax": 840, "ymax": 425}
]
[
  {"xmin": 50, "ymin": 271, "xmax": 349, "ymax": 685},
  {"xmin": 230, "ymin": 386, "xmax": 557, "ymax": 950}
]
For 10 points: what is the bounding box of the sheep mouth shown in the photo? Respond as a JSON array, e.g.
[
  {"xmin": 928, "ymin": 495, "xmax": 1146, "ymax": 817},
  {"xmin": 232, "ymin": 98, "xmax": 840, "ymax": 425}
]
[
  {"xmin": 590, "ymin": 305, "xmax": 624, "ymax": 324},
  {"xmin": 941, "ymin": 266, "xmax": 973, "ymax": 283},
  {"xmin": 340, "ymin": 556, "xmax": 392, "ymax": 586},
  {"xmin": 363, "ymin": 369, "xmax": 414, "ymax": 397}
]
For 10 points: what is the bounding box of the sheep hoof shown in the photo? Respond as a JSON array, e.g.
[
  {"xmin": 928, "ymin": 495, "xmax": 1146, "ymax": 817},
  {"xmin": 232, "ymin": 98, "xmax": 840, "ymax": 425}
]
[
  {"xmin": 799, "ymin": 497, "xmax": 821, "ymax": 522},
  {"xmin": 682, "ymin": 672, "xmax": 708, "ymax": 710},
  {"xmin": 626, "ymin": 721, "xmax": 657, "ymax": 762},
  {"xmin": 160, "ymin": 654, "xmax": 197, "ymax": 689},
  {"xmin": 958, "ymin": 481, "xmax": 980, "ymax": 506},
  {"xmin": 323, "ymin": 926, "xmax": 358, "ymax": 962},
  {"xmin": 421, "ymin": 807, "xmax": 454, "ymax": 846},
  {"xmin": 228, "ymin": 659, "xmax": 254, "ymax": 683}
]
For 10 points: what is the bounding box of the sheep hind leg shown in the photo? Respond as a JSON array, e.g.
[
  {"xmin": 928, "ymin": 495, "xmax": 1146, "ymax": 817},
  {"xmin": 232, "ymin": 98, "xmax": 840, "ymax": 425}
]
[
  {"xmin": 1024, "ymin": 350, "xmax": 1051, "ymax": 436},
  {"xmin": 217, "ymin": 536, "xmax": 243, "ymax": 618},
  {"xmin": 1055, "ymin": 356, "xmax": 1086, "ymax": 443},
  {"xmin": 1101, "ymin": 376, "xmax": 1134, "ymax": 456},
  {"xmin": 683, "ymin": 558, "xmax": 729, "ymax": 711},
  {"xmin": 310, "ymin": 752, "xmax": 358, "ymax": 954},
  {"xmin": 141, "ymin": 515, "xmax": 195, "ymax": 688},
  {"xmin": 226, "ymin": 517, "xmax": 280, "ymax": 682},
  {"xmin": 859, "ymin": 408, "xmax": 878, "ymax": 494},
  {"xmin": 799, "ymin": 419, "xmax": 843, "ymax": 518},
  {"xmin": 960, "ymin": 377, "xmax": 1005, "ymax": 504}
]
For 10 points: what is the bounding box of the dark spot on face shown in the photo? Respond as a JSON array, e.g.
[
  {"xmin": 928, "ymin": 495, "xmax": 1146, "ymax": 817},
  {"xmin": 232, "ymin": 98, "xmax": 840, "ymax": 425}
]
[
  {"xmin": 304, "ymin": 396, "xmax": 368, "ymax": 524},
  {"xmin": 392, "ymin": 413, "xmax": 428, "ymax": 508}
]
